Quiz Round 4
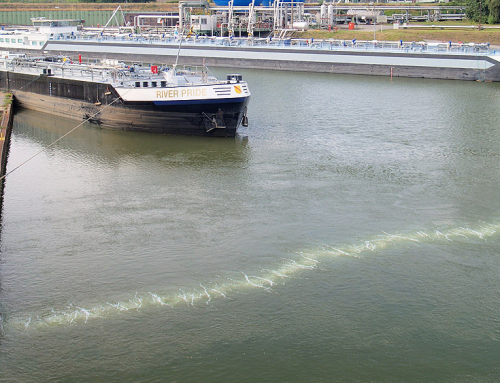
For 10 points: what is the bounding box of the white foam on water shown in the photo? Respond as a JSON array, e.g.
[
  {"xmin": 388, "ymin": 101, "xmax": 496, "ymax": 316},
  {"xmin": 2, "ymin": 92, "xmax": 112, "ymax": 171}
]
[{"xmin": 4, "ymin": 221, "xmax": 499, "ymax": 331}]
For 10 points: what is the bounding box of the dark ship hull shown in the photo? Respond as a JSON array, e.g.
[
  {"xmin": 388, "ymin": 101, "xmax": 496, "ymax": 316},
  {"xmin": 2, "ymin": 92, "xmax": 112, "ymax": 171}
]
[{"xmin": 0, "ymin": 65, "xmax": 250, "ymax": 137}]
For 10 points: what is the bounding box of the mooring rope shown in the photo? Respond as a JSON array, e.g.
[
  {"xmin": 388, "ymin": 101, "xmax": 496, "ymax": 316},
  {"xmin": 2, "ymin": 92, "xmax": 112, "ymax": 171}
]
[
  {"xmin": 0, "ymin": 92, "xmax": 128, "ymax": 182},
  {"xmin": 18, "ymin": 74, "xmax": 44, "ymax": 91}
]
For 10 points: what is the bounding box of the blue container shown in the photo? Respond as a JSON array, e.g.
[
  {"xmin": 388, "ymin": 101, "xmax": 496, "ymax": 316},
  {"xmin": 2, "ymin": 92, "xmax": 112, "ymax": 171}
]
[
  {"xmin": 213, "ymin": 0, "xmax": 302, "ymax": 5},
  {"xmin": 213, "ymin": 0, "xmax": 253, "ymax": 5}
]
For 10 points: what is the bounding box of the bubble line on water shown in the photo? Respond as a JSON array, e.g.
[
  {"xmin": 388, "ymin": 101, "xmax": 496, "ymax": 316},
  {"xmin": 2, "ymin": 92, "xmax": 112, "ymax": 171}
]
[{"xmin": 5, "ymin": 221, "xmax": 499, "ymax": 331}]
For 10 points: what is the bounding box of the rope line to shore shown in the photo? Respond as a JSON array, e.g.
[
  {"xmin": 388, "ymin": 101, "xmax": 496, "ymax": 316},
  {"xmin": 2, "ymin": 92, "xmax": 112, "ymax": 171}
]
[
  {"xmin": 0, "ymin": 92, "xmax": 128, "ymax": 182},
  {"xmin": 19, "ymin": 74, "xmax": 44, "ymax": 91}
]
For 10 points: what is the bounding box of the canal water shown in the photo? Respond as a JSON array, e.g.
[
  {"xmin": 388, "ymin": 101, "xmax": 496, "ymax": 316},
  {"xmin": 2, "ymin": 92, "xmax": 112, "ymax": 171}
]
[{"xmin": 1, "ymin": 69, "xmax": 500, "ymax": 381}]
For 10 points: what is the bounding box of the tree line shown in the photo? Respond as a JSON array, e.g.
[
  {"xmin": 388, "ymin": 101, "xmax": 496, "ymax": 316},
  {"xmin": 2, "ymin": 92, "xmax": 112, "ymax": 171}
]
[{"xmin": 466, "ymin": 0, "xmax": 500, "ymax": 24}]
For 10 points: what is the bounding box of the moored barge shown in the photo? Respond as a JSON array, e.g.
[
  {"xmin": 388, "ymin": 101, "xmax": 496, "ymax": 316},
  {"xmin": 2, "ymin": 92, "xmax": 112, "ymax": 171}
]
[{"xmin": 0, "ymin": 53, "xmax": 251, "ymax": 137}]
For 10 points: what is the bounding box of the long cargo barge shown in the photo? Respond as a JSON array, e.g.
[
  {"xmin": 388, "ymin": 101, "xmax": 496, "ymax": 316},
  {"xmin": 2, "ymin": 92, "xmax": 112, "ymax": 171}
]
[
  {"xmin": 41, "ymin": 37, "xmax": 500, "ymax": 82},
  {"xmin": 0, "ymin": 54, "xmax": 251, "ymax": 137}
]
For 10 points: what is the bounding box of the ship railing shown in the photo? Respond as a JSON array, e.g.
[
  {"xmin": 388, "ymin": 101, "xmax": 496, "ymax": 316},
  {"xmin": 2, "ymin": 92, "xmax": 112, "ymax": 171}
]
[
  {"xmin": 40, "ymin": 30, "xmax": 494, "ymax": 56},
  {"xmin": 60, "ymin": 32, "xmax": 494, "ymax": 55},
  {"xmin": 248, "ymin": 36, "xmax": 490, "ymax": 54},
  {"xmin": 8, "ymin": 57, "xmax": 135, "ymax": 84},
  {"xmin": 246, "ymin": 37, "xmax": 491, "ymax": 55},
  {"xmin": 173, "ymin": 65, "xmax": 219, "ymax": 85}
]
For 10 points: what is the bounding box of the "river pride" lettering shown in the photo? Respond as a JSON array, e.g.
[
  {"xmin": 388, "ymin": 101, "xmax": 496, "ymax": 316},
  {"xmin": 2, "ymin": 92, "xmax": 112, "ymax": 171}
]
[{"xmin": 156, "ymin": 88, "xmax": 208, "ymax": 99}]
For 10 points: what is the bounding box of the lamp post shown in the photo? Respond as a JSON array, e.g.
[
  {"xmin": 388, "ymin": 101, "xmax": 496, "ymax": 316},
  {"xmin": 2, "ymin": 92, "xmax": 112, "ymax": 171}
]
[
  {"xmin": 479, "ymin": 0, "xmax": 482, "ymax": 30},
  {"xmin": 373, "ymin": 9, "xmax": 376, "ymax": 40},
  {"xmin": 370, "ymin": 3, "xmax": 376, "ymax": 41}
]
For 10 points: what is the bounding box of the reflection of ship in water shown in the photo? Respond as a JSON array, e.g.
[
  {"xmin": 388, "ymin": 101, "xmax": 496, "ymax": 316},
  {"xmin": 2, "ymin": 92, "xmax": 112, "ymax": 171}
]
[{"xmin": 12, "ymin": 108, "xmax": 249, "ymax": 169}]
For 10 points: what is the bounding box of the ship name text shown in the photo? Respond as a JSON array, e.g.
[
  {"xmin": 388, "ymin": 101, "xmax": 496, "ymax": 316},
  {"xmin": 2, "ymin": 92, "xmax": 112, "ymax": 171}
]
[{"xmin": 156, "ymin": 88, "xmax": 208, "ymax": 99}]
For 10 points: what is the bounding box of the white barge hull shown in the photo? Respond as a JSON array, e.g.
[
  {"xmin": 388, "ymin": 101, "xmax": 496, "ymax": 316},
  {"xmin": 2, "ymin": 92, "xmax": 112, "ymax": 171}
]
[{"xmin": 41, "ymin": 40, "xmax": 500, "ymax": 82}]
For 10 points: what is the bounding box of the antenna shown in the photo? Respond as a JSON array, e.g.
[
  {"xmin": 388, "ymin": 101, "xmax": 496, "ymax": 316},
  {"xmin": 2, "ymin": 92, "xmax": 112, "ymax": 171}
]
[{"xmin": 174, "ymin": 27, "xmax": 184, "ymax": 70}]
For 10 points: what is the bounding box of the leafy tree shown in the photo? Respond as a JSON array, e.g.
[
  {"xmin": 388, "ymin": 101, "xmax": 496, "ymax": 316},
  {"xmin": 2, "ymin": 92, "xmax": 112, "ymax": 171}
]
[
  {"xmin": 466, "ymin": 0, "xmax": 500, "ymax": 23},
  {"xmin": 466, "ymin": 0, "xmax": 489, "ymax": 23},
  {"xmin": 487, "ymin": 0, "xmax": 500, "ymax": 23}
]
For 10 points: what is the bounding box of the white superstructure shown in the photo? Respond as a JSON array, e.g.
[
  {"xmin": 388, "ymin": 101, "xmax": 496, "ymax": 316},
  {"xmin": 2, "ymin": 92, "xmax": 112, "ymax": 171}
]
[{"xmin": 0, "ymin": 18, "xmax": 82, "ymax": 51}]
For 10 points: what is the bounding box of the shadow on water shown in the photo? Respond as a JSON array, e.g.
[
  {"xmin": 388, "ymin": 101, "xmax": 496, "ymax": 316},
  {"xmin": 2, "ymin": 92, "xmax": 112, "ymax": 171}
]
[
  {"xmin": 0, "ymin": 117, "xmax": 12, "ymax": 341},
  {"xmin": 0, "ymin": 179, "xmax": 3, "ymax": 340},
  {"xmin": 11, "ymin": 107, "xmax": 250, "ymax": 170}
]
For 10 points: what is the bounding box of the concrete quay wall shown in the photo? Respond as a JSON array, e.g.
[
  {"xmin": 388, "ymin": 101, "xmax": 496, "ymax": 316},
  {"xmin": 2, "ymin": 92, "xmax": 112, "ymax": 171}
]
[{"xmin": 0, "ymin": 92, "xmax": 14, "ymax": 178}]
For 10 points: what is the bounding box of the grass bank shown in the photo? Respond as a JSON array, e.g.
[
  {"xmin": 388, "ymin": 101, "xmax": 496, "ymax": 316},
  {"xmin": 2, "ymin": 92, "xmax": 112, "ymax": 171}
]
[
  {"xmin": 3, "ymin": 94, "xmax": 13, "ymax": 108},
  {"xmin": 292, "ymin": 27, "xmax": 500, "ymax": 45}
]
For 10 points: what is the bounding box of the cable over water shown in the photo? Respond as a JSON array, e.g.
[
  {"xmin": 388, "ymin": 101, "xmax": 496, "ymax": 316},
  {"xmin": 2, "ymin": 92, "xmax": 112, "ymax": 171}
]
[
  {"xmin": 0, "ymin": 89, "xmax": 132, "ymax": 181},
  {"xmin": 3, "ymin": 221, "xmax": 498, "ymax": 332}
]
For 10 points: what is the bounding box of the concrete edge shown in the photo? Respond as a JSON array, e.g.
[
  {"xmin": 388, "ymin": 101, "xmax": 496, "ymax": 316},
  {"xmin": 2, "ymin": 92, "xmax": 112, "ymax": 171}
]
[{"xmin": 0, "ymin": 93, "xmax": 14, "ymax": 178}]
